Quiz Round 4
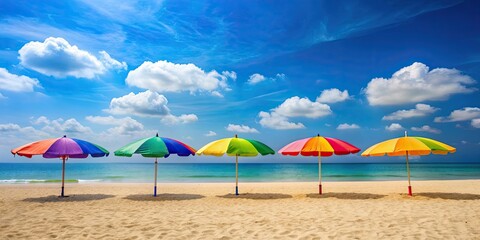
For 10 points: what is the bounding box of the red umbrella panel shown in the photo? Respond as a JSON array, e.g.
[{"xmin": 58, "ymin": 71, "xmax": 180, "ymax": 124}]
[{"xmin": 279, "ymin": 135, "xmax": 360, "ymax": 194}]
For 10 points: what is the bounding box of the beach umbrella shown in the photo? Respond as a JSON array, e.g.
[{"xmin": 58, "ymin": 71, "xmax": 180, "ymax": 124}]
[
  {"xmin": 11, "ymin": 135, "xmax": 109, "ymax": 197},
  {"xmin": 279, "ymin": 134, "xmax": 360, "ymax": 194},
  {"xmin": 114, "ymin": 133, "xmax": 196, "ymax": 196},
  {"xmin": 196, "ymin": 134, "xmax": 275, "ymax": 195},
  {"xmin": 361, "ymin": 131, "xmax": 455, "ymax": 196}
]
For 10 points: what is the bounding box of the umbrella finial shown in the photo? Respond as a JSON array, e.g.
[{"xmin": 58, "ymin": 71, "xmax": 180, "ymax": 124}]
[
  {"xmin": 156, "ymin": 133, "xmax": 159, "ymax": 137},
  {"xmin": 63, "ymin": 135, "xmax": 66, "ymax": 138},
  {"xmin": 235, "ymin": 134, "xmax": 238, "ymax": 138},
  {"xmin": 317, "ymin": 133, "xmax": 320, "ymax": 137}
]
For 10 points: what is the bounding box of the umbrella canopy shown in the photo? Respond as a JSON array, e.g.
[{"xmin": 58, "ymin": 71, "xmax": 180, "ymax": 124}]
[
  {"xmin": 114, "ymin": 133, "xmax": 196, "ymax": 196},
  {"xmin": 11, "ymin": 135, "xmax": 109, "ymax": 197},
  {"xmin": 279, "ymin": 134, "xmax": 360, "ymax": 194},
  {"xmin": 196, "ymin": 135, "xmax": 274, "ymax": 195},
  {"xmin": 361, "ymin": 132, "xmax": 455, "ymax": 196}
]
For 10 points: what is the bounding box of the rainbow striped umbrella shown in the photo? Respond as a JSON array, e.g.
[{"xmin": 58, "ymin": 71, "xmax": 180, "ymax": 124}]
[
  {"xmin": 196, "ymin": 135, "xmax": 274, "ymax": 195},
  {"xmin": 279, "ymin": 134, "xmax": 360, "ymax": 194},
  {"xmin": 362, "ymin": 131, "xmax": 455, "ymax": 196},
  {"xmin": 11, "ymin": 135, "xmax": 109, "ymax": 197},
  {"xmin": 114, "ymin": 133, "xmax": 196, "ymax": 196}
]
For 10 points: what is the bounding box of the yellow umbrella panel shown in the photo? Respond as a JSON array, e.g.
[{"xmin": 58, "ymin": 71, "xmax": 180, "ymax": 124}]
[
  {"xmin": 196, "ymin": 135, "xmax": 275, "ymax": 195},
  {"xmin": 362, "ymin": 132, "xmax": 455, "ymax": 196}
]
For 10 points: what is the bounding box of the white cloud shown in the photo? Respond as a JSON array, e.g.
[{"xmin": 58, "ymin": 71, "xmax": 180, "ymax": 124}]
[
  {"xmin": 461, "ymin": 140, "xmax": 468, "ymax": 144},
  {"xmin": 18, "ymin": 37, "xmax": 126, "ymax": 79},
  {"xmin": 316, "ymin": 88, "xmax": 350, "ymax": 103},
  {"xmin": 275, "ymin": 73, "xmax": 286, "ymax": 80},
  {"xmin": 385, "ymin": 123, "xmax": 404, "ymax": 131},
  {"xmin": 258, "ymin": 96, "xmax": 330, "ymax": 130},
  {"xmin": 211, "ymin": 91, "xmax": 224, "ymax": 98},
  {"xmin": 258, "ymin": 111, "xmax": 305, "ymax": 130},
  {"xmin": 337, "ymin": 123, "xmax": 360, "ymax": 130},
  {"xmin": 0, "ymin": 68, "xmax": 41, "ymax": 92},
  {"xmin": 30, "ymin": 116, "xmax": 92, "ymax": 134},
  {"xmin": 98, "ymin": 50, "xmax": 127, "ymax": 70},
  {"xmin": 125, "ymin": 60, "xmax": 234, "ymax": 95},
  {"xmin": 365, "ymin": 62, "xmax": 476, "ymax": 106},
  {"xmin": 0, "ymin": 123, "xmax": 49, "ymax": 144},
  {"xmin": 411, "ymin": 125, "xmax": 441, "ymax": 134},
  {"xmin": 383, "ymin": 104, "xmax": 439, "ymax": 120},
  {"xmin": 274, "ymin": 96, "xmax": 332, "ymax": 118},
  {"xmin": 222, "ymin": 71, "xmax": 237, "ymax": 81},
  {"xmin": 205, "ymin": 131, "xmax": 217, "ymax": 137},
  {"xmin": 107, "ymin": 90, "xmax": 198, "ymax": 124},
  {"xmin": 247, "ymin": 73, "xmax": 285, "ymax": 85},
  {"xmin": 434, "ymin": 107, "xmax": 480, "ymax": 122},
  {"xmin": 161, "ymin": 114, "xmax": 198, "ymax": 125},
  {"xmin": 0, "ymin": 93, "xmax": 5, "ymax": 99},
  {"xmin": 226, "ymin": 124, "xmax": 259, "ymax": 133},
  {"xmin": 248, "ymin": 73, "xmax": 266, "ymax": 85},
  {"xmin": 107, "ymin": 90, "xmax": 171, "ymax": 116},
  {"xmin": 32, "ymin": 116, "xmax": 50, "ymax": 125},
  {"xmin": 0, "ymin": 123, "xmax": 22, "ymax": 132},
  {"xmin": 86, "ymin": 115, "xmax": 145, "ymax": 135},
  {"xmin": 471, "ymin": 119, "xmax": 480, "ymax": 128}
]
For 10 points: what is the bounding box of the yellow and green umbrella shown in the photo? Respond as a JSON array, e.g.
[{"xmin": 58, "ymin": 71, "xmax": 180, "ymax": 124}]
[
  {"xmin": 361, "ymin": 131, "xmax": 455, "ymax": 196},
  {"xmin": 196, "ymin": 135, "xmax": 274, "ymax": 195}
]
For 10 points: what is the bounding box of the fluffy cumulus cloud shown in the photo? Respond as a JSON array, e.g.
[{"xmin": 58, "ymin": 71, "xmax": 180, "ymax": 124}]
[
  {"xmin": 247, "ymin": 73, "xmax": 285, "ymax": 85},
  {"xmin": 205, "ymin": 131, "xmax": 217, "ymax": 137},
  {"xmin": 31, "ymin": 116, "xmax": 92, "ymax": 134},
  {"xmin": 161, "ymin": 114, "xmax": 198, "ymax": 125},
  {"xmin": 337, "ymin": 123, "xmax": 360, "ymax": 130},
  {"xmin": 107, "ymin": 90, "xmax": 171, "ymax": 116},
  {"xmin": 0, "ymin": 68, "xmax": 41, "ymax": 92},
  {"xmin": 258, "ymin": 96, "xmax": 331, "ymax": 130},
  {"xmin": 0, "ymin": 123, "xmax": 49, "ymax": 144},
  {"xmin": 365, "ymin": 62, "xmax": 476, "ymax": 106},
  {"xmin": 18, "ymin": 37, "xmax": 126, "ymax": 79},
  {"xmin": 247, "ymin": 73, "xmax": 266, "ymax": 85},
  {"xmin": 316, "ymin": 88, "xmax": 350, "ymax": 103},
  {"xmin": 434, "ymin": 107, "xmax": 480, "ymax": 122},
  {"xmin": 106, "ymin": 90, "xmax": 198, "ymax": 124},
  {"xmin": 383, "ymin": 104, "xmax": 439, "ymax": 120},
  {"xmin": 411, "ymin": 125, "xmax": 441, "ymax": 134},
  {"xmin": 385, "ymin": 123, "xmax": 404, "ymax": 131},
  {"xmin": 274, "ymin": 96, "xmax": 332, "ymax": 118},
  {"xmin": 86, "ymin": 116, "xmax": 144, "ymax": 135},
  {"xmin": 125, "ymin": 60, "xmax": 234, "ymax": 96},
  {"xmin": 258, "ymin": 112, "xmax": 305, "ymax": 130},
  {"xmin": 226, "ymin": 124, "xmax": 259, "ymax": 133}
]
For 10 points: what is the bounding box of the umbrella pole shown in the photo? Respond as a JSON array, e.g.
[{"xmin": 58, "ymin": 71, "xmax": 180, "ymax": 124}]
[
  {"xmin": 154, "ymin": 158, "xmax": 158, "ymax": 197},
  {"xmin": 61, "ymin": 156, "xmax": 66, "ymax": 197},
  {"xmin": 406, "ymin": 151, "xmax": 412, "ymax": 196},
  {"xmin": 318, "ymin": 154, "xmax": 322, "ymax": 195},
  {"xmin": 235, "ymin": 154, "xmax": 239, "ymax": 196}
]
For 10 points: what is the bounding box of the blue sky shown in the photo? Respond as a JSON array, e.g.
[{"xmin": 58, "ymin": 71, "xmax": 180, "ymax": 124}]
[{"xmin": 0, "ymin": 0, "xmax": 479, "ymax": 163}]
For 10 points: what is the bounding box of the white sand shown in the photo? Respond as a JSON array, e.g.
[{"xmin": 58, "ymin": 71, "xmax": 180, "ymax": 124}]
[{"xmin": 0, "ymin": 180, "xmax": 479, "ymax": 239}]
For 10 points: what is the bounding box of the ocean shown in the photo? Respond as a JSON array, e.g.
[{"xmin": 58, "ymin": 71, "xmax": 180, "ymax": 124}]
[{"xmin": 0, "ymin": 162, "xmax": 479, "ymax": 183}]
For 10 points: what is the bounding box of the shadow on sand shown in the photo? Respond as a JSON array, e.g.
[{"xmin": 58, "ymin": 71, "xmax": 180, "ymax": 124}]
[
  {"xmin": 124, "ymin": 193, "xmax": 205, "ymax": 202},
  {"xmin": 307, "ymin": 192, "xmax": 386, "ymax": 200},
  {"xmin": 23, "ymin": 194, "xmax": 115, "ymax": 203},
  {"xmin": 218, "ymin": 193, "xmax": 292, "ymax": 200},
  {"xmin": 415, "ymin": 192, "xmax": 480, "ymax": 200}
]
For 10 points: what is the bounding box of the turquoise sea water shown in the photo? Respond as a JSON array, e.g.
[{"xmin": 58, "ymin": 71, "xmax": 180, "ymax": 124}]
[{"xmin": 0, "ymin": 163, "xmax": 479, "ymax": 183}]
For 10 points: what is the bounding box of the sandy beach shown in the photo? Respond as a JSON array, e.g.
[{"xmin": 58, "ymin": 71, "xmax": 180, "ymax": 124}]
[{"xmin": 0, "ymin": 180, "xmax": 479, "ymax": 239}]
